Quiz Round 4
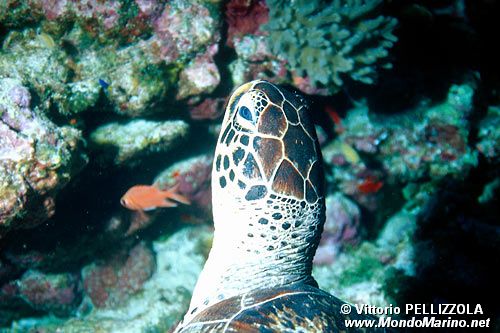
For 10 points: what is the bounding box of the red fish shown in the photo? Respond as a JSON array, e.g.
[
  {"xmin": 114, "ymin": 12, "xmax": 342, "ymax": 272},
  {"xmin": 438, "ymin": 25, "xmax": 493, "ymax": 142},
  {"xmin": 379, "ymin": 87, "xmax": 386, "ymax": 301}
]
[
  {"xmin": 325, "ymin": 105, "xmax": 344, "ymax": 133},
  {"xmin": 357, "ymin": 176, "xmax": 383, "ymax": 194},
  {"xmin": 120, "ymin": 184, "xmax": 190, "ymax": 212}
]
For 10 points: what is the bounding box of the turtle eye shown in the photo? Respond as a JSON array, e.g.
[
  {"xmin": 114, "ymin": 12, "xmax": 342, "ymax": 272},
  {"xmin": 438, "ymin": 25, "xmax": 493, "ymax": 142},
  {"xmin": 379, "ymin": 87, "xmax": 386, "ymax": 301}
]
[
  {"xmin": 239, "ymin": 106, "xmax": 252, "ymax": 121},
  {"xmin": 234, "ymin": 91, "xmax": 261, "ymax": 130}
]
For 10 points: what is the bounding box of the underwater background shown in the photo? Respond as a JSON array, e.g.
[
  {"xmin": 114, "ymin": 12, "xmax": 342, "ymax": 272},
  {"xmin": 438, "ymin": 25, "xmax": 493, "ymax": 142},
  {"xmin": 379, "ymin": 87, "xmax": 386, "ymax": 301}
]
[{"xmin": 0, "ymin": 0, "xmax": 498, "ymax": 331}]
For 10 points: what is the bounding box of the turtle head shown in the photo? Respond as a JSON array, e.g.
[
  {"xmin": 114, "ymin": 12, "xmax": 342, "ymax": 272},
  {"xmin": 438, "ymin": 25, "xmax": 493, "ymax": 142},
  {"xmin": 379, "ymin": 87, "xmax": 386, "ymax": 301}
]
[
  {"xmin": 212, "ymin": 80, "xmax": 325, "ymax": 265},
  {"xmin": 215, "ymin": 80, "xmax": 324, "ymax": 200},
  {"xmin": 182, "ymin": 81, "xmax": 326, "ymax": 328}
]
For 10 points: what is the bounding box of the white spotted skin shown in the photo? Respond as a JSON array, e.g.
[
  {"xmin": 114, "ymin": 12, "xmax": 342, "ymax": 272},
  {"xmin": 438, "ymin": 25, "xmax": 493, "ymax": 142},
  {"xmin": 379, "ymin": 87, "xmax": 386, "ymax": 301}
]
[{"xmin": 176, "ymin": 81, "xmax": 325, "ymax": 331}]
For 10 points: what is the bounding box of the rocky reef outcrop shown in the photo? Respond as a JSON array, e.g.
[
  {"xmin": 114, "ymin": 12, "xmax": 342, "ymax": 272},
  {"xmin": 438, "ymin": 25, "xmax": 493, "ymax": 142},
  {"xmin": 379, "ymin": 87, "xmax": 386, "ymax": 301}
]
[
  {"xmin": 0, "ymin": 78, "xmax": 87, "ymax": 236},
  {"xmin": 1, "ymin": 0, "xmax": 499, "ymax": 331}
]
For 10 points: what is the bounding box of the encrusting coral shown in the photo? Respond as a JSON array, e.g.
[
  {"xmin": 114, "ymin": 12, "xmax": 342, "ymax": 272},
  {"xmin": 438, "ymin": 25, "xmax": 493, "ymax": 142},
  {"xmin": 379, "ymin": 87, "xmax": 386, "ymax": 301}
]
[
  {"xmin": 0, "ymin": 0, "xmax": 222, "ymax": 116},
  {"xmin": 89, "ymin": 119, "xmax": 189, "ymax": 166},
  {"xmin": 263, "ymin": 0, "xmax": 397, "ymax": 92},
  {"xmin": 0, "ymin": 78, "xmax": 87, "ymax": 236}
]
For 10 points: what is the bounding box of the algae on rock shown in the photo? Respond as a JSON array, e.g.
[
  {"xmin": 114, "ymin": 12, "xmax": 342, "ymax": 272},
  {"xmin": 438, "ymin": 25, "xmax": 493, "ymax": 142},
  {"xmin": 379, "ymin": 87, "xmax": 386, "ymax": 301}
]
[
  {"xmin": 0, "ymin": 29, "xmax": 72, "ymax": 113},
  {"xmin": 90, "ymin": 119, "xmax": 189, "ymax": 165},
  {"xmin": 0, "ymin": 0, "xmax": 223, "ymax": 116},
  {"xmin": 0, "ymin": 78, "xmax": 87, "ymax": 236}
]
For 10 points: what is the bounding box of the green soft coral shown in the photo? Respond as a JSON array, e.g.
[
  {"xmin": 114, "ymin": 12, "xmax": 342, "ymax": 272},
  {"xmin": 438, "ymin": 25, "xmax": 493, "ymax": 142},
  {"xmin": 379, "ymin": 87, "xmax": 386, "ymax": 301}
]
[{"xmin": 264, "ymin": 0, "xmax": 397, "ymax": 92}]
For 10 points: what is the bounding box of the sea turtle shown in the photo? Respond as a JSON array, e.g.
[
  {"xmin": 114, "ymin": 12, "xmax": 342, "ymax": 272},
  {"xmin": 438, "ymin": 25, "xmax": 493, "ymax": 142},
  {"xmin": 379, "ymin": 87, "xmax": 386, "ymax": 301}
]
[{"xmin": 175, "ymin": 80, "xmax": 383, "ymax": 332}]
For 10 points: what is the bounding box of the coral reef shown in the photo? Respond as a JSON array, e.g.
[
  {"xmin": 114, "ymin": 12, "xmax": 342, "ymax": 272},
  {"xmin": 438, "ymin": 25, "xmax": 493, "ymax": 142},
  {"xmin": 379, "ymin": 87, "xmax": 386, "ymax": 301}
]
[
  {"xmin": 82, "ymin": 242, "xmax": 155, "ymax": 308},
  {"xmin": 227, "ymin": 0, "xmax": 397, "ymax": 94},
  {"xmin": 0, "ymin": 29, "xmax": 72, "ymax": 112},
  {"xmin": 0, "ymin": 0, "xmax": 159, "ymax": 43},
  {"xmin": 263, "ymin": 0, "xmax": 397, "ymax": 93},
  {"xmin": 0, "ymin": 78, "xmax": 87, "ymax": 236},
  {"xmin": 315, "ymin": 242, "xmax": 392, "ymax": 307},
  {"xmin": 72, "ymin": 38, "xmax": 174, "ymax": 116},
  {"xmin": 153, "ymin": 0, "xmax": 221, "ymax": 63},
  {"xmin": 0, "ymin": 270, "xmax": 82, "ymax": 324},
  {"xmin": 225, "ymin": 0, "xmax": 269, "ymax": 47},
  {"xmin": 15, "ymin": 270, "xmax": 81, "ymax": 316},
  {"xmin": 314, "ymin": 193, "xmax": 361, "ymax": 265},
  {"xmin": 365, "ymin": 83, "xmax": 476, "ymax": 182},
  {"xmin": 188, "ymin": 97, "xmax": 226, "ymax": 120},
  {"xmin": 114, "ymin": 153, "xmax": 214, "ymax": 236},
  {"xmin": 1, "ymin": 0, "xmax": 499, "ymax": 330},
  {"xmin": 0, "ymin": 0, "xmax": 221, "ymax": 116},
  {"xmin": 229, "ymin": 34, "xmax": 289, "ymax": 88},
  {"xmin": 89, "ymin": 119, "xmax": 189, "ymax": 165},
  {"xmin": 0, "ymin": 25, "xmax": 176, "ymax": 116},
  {"xmin": 313, "ymin": 82, "xmax": 483, "ymax": 311},
  {"xmin": 176, "ymin": 44, "xmax": 221, "ymax": 100},
  {"xmin": 314, "ymin": 208, "xmax": 418, "ymax": 308},
  {"xmin": 155, "ymin": 154, "xmax": 213, "ymax": 219},
  {"xmin": 8, "ymin": 226, "xmax": 212, "ymax": 332},
  {"xmin": 477, "ymin": 105, "xmax": 500, "ymax": 162},
  {"xmin": 322, "ymin": 83, "xmax": 478, "ymax": 213}
]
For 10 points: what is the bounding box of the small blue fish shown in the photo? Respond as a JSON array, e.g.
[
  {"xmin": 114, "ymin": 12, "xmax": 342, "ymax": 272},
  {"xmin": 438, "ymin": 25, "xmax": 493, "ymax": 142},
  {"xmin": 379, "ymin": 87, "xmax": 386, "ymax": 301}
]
[{"xmin": 98, "ymin": 79, "xmax": 109, "ymax": 89}]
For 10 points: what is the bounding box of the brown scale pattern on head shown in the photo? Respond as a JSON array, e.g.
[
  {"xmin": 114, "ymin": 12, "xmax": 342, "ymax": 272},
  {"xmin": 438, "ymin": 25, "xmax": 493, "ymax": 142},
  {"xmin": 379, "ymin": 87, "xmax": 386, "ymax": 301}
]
[{"xmin": 215, "ymin": 80, "xmax": 324, "ymax": 204}]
